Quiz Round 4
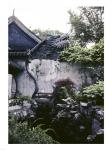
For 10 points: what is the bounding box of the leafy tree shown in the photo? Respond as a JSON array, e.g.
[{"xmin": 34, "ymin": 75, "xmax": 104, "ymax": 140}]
[
  {"xmin": 68, "ymin": 7, "xmax": 104, "ymax": 47},
  {"xmin": 32, "ymin": 29, "xmax": 63, "ymax": 40}
]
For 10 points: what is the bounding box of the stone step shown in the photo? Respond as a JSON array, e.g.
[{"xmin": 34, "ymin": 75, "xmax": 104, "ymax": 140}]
[{"xmin": 35, "ymin": 93, "xmax": 52, "ymax": 98}]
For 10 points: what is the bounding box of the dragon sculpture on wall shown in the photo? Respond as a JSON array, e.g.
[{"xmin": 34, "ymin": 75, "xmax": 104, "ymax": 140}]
[
  {"xmin": 27, "ymin": 34, "xmax": 69, "ymax": 60},
  {"xmin": 26, "ymin": 34, "xmax": 70, "ymax": 98}
]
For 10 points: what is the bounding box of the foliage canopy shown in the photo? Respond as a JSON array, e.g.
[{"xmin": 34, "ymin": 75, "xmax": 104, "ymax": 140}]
[
  {"xmin": 59, "ymin": 38, "xmax": 104, "ymax": 65},
  {"xmin": 32, "ymin": 29, "xmax": 63, "ymax": 40},
  {"xmin": 68, "ymin": 7, "xmax": 104, "ymax": 47}
]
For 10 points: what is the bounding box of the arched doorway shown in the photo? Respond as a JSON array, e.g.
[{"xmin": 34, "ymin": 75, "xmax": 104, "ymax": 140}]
[{"xmin": 8, "ymin": 61, "xmax": 24, "ymax": 98}]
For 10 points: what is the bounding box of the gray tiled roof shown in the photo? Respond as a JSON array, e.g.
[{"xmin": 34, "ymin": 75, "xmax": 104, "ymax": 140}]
[{"xmin": 8, "ymin": 15, "xmax": 41, "ymax": 43}]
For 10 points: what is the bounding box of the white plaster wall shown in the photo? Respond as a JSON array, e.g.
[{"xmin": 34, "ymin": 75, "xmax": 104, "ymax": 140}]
[
  {"xmin": 29, "ymin": 59, "xmax": 93, "ymax": 93},
  {"xmin": 15, "ymin": 70, "xmax": 35, "ymax": 97},
  {"xmin": 9, "ymin": 59, "xmax": 93, "ymax": 98}
]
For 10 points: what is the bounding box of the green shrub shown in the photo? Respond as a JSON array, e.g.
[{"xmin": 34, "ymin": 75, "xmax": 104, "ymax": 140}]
[
  {"xmin": 52, "ymin": 79, "xmax": 75, "ymax": 104},
  {"xmin": 74, "ymin": 81, "xmax": 104, "ymax": 105},
  {"xmin": 59, "ymin": 38, "xmax": 104, "ymax": 66},
  {"xmin": 59, "ymin": 45, "xmax": 91, "ymax": 64},
  {"xmin": 9, "ymin": 96, "xmax": 32, "ymax": 106},
  {"xmin": 9, "ymin": 117, "xmax": 59, "ymax": 144},
  {"xmin": 82, "ymin": 81, "xmax": 104, "ymax": 105}
]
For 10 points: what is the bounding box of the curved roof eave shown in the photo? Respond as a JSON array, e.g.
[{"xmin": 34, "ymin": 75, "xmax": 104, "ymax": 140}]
[{"xmin": 8, "ymin": 16, "xmax": 42, "ymax": 43}]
